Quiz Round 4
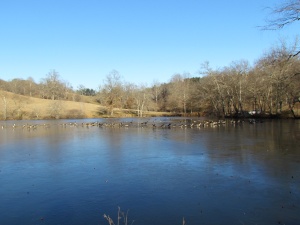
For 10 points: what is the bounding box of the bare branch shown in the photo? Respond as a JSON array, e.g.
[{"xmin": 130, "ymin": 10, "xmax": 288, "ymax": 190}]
[{"xmin": 261, "ymin": 0, "xmax": 300, "ymax": 30}]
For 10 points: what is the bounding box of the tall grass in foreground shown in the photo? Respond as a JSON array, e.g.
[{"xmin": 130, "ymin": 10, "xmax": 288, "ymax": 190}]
[
  {"xmin": 103, "ymin": 207, "xmax": 134, "ymax": 225},
  {"xmin": 103, "ymin": 207, "xmax": 186, "ymax": 225}
]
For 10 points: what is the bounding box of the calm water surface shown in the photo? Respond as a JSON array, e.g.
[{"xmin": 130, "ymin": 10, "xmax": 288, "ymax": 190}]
[{"xmin": 0, "ymin": 118, "xmax": 299, "ymax": 225}]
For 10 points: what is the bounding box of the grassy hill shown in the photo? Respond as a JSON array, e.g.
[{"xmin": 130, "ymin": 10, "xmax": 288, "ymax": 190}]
[
  {"xmin": 0, "ymin": 90, "xmax": 172, "ymax": 120},
  {"xmin": 0, "ymin": 90, "xmax": 101, "ymax": 120}
]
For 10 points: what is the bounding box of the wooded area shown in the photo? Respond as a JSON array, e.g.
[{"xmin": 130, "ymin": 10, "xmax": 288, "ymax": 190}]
[
  {"xmin": 1, "ymin": 39, "xmax": 299, "ymax": 120},
  {"xmin": 1, "ymin": 0, "xmax": 299, "ymax": 120}
]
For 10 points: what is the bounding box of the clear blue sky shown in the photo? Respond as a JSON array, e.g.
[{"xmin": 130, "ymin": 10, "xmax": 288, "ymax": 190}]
[{"xmin": 0, "ymin": 0, "xmax": 298, "ymax": 90}]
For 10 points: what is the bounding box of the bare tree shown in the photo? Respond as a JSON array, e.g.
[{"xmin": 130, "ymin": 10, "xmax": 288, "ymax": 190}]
[
  {"xmin": 254, "ymin": 39, "xmax": 300, "ymax": 115},
  {"xmin": 41, "ymin": 70, "xmax": 67, "ymax": 100},
  {"xmin": 26, "ymin": 77, "xmax": 36, "ymax": 97},
  {"xmin": 98, "ymin": 70, "xmax": 124, "ymax": 116},
  {"xmin": 168, "ymin": 73, "xmax": 191, "ymax": 115},
  {"xmin": 77, "ymin": 84, "xmax": 86, "ymax": 95},
  {"xmin": 157, "ymin": 83, "xmax": 169, "ymax": 111},
  {"xmin": 195, "ymin": 75, "xmax": 222, "ymax": 116},
  {"xmin": 133, "ymin": 84, "xmax": 149, "ymax": 117},
  {"xmin": 122, "ymin": 82, "xmax": 135, "ymax": 109},
  {"xmin": 150, "ymin": 80, "xmax": 161, "ymax": 111},
  {"xmin": 0, "ymin": 79, "xmax": 9, "ymax": 91},
  {"xmin": 245, "ymin": 69, "xmax": 266, "ymax": 113},
  {"xmin": 9, "ymin": 79, "xmax": 24, "ymax": 95},
  {"xmin": 262, "ymin": 0, "xmax": 300, "ymax": 56},
  {"xmin": 263, "ymin": 0, "xmax": 300, "ymax": 30},
  {"xmin": 285, "ymin": 73, "xmax": 300, "ymax": 117},
  {"xmin": 199, "ymin": 62, "xmax": 231, "ymax": 117},
  {"xmin": 224, "ymin": 60, "xmax": 250, "ymax": 116}
]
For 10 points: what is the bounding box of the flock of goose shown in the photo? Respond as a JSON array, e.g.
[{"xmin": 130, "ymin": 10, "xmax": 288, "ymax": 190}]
[{"xmin": 0, "ymin": 118, "xmax": 263, "ymax": 131}]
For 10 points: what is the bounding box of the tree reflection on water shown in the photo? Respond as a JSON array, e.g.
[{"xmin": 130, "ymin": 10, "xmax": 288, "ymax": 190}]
[{"xmin": 0, "ymin": 118, "xmax": 299, "ymax": 225}]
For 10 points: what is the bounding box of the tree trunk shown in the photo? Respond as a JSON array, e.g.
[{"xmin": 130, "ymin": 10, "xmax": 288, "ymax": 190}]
[{"xmin": 2, "ymin": 96, "xmax": 7, "ymax": 120}]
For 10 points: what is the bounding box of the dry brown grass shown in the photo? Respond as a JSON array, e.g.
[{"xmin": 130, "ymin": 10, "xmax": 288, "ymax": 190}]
[
  {"xmin": 0, "ymin": 90, "xmax": 106, "ymax": 120},
  {"xmin": 0, "ymin": 90, "xmax": 173, "ymax": 120},
  {"xmin": 103, "ymin": 207, "xmax": 186, "ymax": 225},
  {"xmin": 104, "ymin": 207, "xmax": 134, "ymax": 225}
]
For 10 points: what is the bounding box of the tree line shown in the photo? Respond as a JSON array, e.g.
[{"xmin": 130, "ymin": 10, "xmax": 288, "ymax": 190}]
[
  {"xmin": 1, "ymin": 0, "xmax": 299, "ymax": 119},
  {"xmin": 1, "ymin": 39, "xmax": 299, "ymax": 119}
]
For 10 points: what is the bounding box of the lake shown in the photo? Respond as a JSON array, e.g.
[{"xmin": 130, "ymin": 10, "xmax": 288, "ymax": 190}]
[{"xmin": 0, "ymin": 118, "xmax": 299, "ymax": 225}]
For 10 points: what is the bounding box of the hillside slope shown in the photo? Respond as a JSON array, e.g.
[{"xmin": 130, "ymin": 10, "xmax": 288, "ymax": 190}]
[
  {"xmin": 0, "ymin": 91, "xmax": 173, "ymax": 120},
  {"xmin": 0, "ymin": 90, "xmax": 106, "ymax": 120}
]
